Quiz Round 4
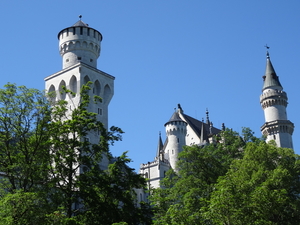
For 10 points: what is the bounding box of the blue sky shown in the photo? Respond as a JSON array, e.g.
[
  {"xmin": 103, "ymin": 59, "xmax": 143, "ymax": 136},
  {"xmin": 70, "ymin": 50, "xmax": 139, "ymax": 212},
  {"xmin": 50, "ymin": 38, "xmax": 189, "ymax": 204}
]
[{"xmin": 0, "ymin": 1, "xmax": 299, "ymax": 171}]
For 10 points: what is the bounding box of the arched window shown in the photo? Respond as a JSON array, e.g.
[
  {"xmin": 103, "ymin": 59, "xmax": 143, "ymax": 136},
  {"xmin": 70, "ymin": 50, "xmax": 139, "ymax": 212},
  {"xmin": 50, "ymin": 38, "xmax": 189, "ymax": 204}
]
[
  {"xmin": 83, "ymin": 75, "xmax": 90, "ymax": 84},
  {"xmin": 48, "ymin": 85, "xmax": 56, "ymax": 102},
  {"xmin": 94, "ymin": 80, "xmax": 101, "ymax": 96},
  {"xmin": 58, "ymin": 80, "xmax": 66, "ymax": 100},
  {"xmin": 69, "ymin": 75, "xmax": 77, "ymax": 97},
  {"xmin": 103, "ymin": 84, "xmax": 111, "ymax": 103}
]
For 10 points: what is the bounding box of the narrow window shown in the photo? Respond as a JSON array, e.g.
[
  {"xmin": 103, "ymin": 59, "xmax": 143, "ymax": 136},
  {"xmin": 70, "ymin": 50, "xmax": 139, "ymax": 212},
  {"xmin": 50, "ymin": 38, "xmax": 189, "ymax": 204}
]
[
  {"xmin": 66, "ymin": 29, "xmax": 69, "ymax": 36},
  {"xmin": 73, "ymin": 27, "xmax": 75, "ymax": 35},
  {"xmin": 98, "ymin": 108, "xmax": 102, "ymax": 115},
  {"xmin": 87, "ymin": 28, "xmax": 90, "ymax": 36},
  {"xmin": 177, "ymin": 138, "xmax": 179, "ymax": 143},
  {"xmin": 90, "ymin": 59, "xmax": 93, "ymax": 62},
  {"xmin": 77, "ymin": 57, "xmax": 81, "ymax": 60}
]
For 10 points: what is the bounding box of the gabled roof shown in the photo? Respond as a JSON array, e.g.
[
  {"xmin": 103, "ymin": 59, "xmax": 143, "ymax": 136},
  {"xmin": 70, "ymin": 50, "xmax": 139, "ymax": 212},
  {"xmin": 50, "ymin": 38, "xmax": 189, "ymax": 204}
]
[
  {"xmin": 181, "ymin": 113, "xmax": 221, "ymax": 142},
  {"xmin": 262, "ymin": 52, "xmax": 282, "ymax": 90}
]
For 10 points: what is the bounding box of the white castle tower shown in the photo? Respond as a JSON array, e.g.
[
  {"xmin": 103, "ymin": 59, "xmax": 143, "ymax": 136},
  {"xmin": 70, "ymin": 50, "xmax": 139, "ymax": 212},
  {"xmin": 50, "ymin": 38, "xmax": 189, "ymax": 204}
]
[
  {"xmin": 139, "ymin": 104, "xmax": 222, "ymax": 190},
  {"xmin": 164, "ymin": 109, "xmax": 187, "ymax": 171},
  {"xmin": 44, "ymin": 17, "xmax": 115, "ymax": 168},
  {"xmin": 260, "ymin": 50, "xmax": 294, "ymax": 148}
]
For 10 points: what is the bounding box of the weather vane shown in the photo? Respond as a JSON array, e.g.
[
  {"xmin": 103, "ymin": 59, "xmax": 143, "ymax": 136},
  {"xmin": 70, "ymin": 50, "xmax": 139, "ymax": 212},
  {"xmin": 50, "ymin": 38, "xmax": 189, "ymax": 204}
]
[
  {"xmin": 79, "ymin": 15, "xmax": 82, "ymax": 20},
  {"xmin": 264, "ymin": 44, "xmax": 270, "ymax": 57}
]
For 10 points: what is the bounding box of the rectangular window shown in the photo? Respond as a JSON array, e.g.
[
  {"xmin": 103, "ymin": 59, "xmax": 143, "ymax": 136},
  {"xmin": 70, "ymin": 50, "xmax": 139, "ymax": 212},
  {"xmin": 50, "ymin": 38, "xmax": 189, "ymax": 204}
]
[
  {"xmin": 98, "ymin": 108, "xmax": 102, "ymax": 115},
  {"xmin": 80, "ymin": 27, "xmax": 83, "ymax": 35}
]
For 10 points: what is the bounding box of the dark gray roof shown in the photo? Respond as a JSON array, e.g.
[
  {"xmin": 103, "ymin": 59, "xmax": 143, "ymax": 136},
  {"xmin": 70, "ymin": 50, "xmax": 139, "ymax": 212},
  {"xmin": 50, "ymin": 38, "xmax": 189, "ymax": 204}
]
[
  {"xmin": 72, "ymin": 20, "xmax": 89, "ymax": 27},
  {"xmin": 181, "ymin": 113, "xmax": 221, "ymax": 142},
  {"xmin": 164, "ymin": 111, "xmax": 186, "ymax": 126},
  {"xmin": 262, "ymin": 52, "xmax": 282, "ymax": 90}
]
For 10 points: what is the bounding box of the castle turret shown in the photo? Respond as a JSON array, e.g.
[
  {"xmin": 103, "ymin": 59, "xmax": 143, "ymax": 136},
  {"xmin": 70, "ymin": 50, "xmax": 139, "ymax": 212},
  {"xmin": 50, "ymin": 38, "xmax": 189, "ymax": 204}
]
[
  {"xmin": 58, "ymin": 16, "xmax": 102, "ymax": 69},
  {"xmin": 260, "ymin": 51, "xmax": 294, "ymax": 148},
  {"xmin": 164, "ymin": 110, "xmax": 187, "ymax": 171}
]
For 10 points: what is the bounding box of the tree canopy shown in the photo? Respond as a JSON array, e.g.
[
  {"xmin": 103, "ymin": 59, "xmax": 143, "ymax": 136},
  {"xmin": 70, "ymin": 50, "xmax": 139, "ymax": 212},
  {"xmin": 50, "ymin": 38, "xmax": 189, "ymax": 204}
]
[
  {"xmin": 0, "ymin": 83, "xmax": 151, "ymax": 225},
  {"xmin": 151, "ymin": 129, "xmax": 300, "ymax": 225}
]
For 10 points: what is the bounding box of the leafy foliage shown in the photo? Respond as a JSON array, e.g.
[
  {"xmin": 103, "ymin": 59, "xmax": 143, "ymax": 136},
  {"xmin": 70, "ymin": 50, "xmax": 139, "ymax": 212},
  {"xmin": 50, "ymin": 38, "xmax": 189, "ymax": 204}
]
[
  {"xmin": 0, "ymin": 83, "xmax": 151, "ymax": 225},
  {"xmin": 207, "ymin": 142, "xmax": 300, "ymax": 225},
  {"xmin": 150, "ymin": 129, "xmax": 246, "ymax": 224}
]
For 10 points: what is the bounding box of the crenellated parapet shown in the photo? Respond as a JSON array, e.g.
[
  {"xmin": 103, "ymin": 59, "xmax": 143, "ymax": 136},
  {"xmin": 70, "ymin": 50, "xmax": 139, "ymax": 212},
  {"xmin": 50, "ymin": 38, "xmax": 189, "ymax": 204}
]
[
  {"xmin": 261, "ymin": 120, "xmax": 294, "ymax": 136},
  {"xmin": 58, "ymin": 22, "xmax": 102, "ymax": 69},
  {"xmin": 140, "ymin": 158, "xmax": 170, "ymax": 169},
  {"xmin": 260, "ymin": 89, "xmax": 288, "ymax": 109}
]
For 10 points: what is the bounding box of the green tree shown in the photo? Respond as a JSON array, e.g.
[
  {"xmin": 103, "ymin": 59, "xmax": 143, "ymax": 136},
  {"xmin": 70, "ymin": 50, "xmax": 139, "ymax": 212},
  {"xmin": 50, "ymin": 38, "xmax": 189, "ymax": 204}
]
[
  {"xmin": 207, "ymin": 142, "xmax": 300, "ymax": 225},
  {"xmin": 0, "ymin": 83, "xmax": 51, "ymax": 192},
  {"xmin": 0, "ymin": 84, "xmax": 53, "ymax": 224},
  {"xmin": 47, "ymin": 83, "xmax": 152, "ymax": 224},
  {"xmin": 150, "ymin": 129, "xmax": 247, "ymax": 224},
  {"xmin": 0, "ymin": 83, "xmax": 152, "ymax": 224}
]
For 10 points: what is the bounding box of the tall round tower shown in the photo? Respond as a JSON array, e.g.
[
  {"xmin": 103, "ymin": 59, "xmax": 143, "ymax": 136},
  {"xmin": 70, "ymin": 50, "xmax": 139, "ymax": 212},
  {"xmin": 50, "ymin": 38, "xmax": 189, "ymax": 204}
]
[
  {"xmin": 58, "ymin": 16, "xmax": 102, "ymax": 69},
  {"xmin": 45, "ymin": 17, "xmax": 115, "ymax": 169},
  {"xmin": 164, "ymin": 110, "xmax": 187, "ymax": 171},
  {"xmin": 260, "ymin": 51, "xmax": 294, "ymax": 148}
]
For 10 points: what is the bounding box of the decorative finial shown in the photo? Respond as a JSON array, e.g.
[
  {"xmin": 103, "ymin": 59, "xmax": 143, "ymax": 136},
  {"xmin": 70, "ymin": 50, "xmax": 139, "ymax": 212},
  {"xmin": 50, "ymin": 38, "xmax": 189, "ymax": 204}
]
[
  {"xmin": 206, "ymin": 108, "xmax": 210, "ymax": 125},
  {"xmin": 159, "ymin": 131, "xmax": 161, "ymax": 137},
  {"xmin": 222, "ymin": 123, "xmax": 225, "ymax": 131},
  {"xmin": 264, "ymin": 44, "xmax": 270, "ymax": 58},
  {"xmin": 79, "ymin": 15, "xmax": 82, "ymax": 20}
]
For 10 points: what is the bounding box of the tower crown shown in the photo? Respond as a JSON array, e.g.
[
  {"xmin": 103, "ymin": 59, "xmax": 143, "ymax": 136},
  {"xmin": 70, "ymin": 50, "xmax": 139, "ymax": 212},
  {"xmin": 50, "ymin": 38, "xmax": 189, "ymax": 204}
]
[
  {"xmin": 58, "ymin": 17, "xmax": 102, "ymax": 69},
  {"xmin": 262, "ymin": 52, "xmax": 282, "ymax": 91}
]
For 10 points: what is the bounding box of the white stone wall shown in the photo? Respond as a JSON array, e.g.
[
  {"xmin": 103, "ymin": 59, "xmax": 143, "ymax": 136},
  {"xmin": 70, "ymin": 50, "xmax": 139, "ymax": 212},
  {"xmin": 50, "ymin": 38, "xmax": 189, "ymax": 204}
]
[
  {"xmin": 139, "ymin": 160, "xmax": 170, "ymax": 189},
  {"xmin": 263, "ymin": 105, "xmax": 287, "ymax": 122},
  {"xmin": 165, "ymin": 121, "xmax": 186, "ymax": 171},
  {"xmin": 266, "ymin": 132, "xmax": 293, "ymax": 149}
]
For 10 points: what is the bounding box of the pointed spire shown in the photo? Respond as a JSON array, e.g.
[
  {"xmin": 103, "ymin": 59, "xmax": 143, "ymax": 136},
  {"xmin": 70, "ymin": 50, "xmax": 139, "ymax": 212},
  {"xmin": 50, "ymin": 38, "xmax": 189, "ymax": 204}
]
[
  {"xmin": 200, "ymin": 119, "xmax": 204, "ymax": 143},
  {"xmin": 222, "ymin": 123, "xmax": 225, "ymax": 131},
  {"xmin": 206, "ymin": 108, "xmax": 210, "ymax": 125},
  {"xmin": 156, "ymin": 132, "xmax": 164, "ymax": 160},
  {"xmin": 262, "ymin": 49, "xmax": 282, "ymax": 90}
]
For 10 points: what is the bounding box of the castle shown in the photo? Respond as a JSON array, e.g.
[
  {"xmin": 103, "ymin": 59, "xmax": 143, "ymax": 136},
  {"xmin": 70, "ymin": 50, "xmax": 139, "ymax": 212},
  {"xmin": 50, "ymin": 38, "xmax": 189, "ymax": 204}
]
[
  {"xmin": 138, "ymin": 50, "xmax": 294, "ymax": 189},
  {"xmin": 44, "ymin": 18, "xmax": 294, "ymax": 190}
]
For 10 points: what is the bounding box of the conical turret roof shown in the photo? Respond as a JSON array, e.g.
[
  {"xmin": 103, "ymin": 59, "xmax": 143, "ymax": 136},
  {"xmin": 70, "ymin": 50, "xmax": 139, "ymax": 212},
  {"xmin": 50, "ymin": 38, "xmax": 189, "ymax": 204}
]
[
  {"xmin": 262, "ymin": 52, "xmax": 282, "ymax": 90},
  {"xmin": 72, "ymin": 20, "xmax": 89, "ymax": 27},
  {"xmin": 156, "ymin": 132, "xmax": 164, "ymax": 158},
  {"xmin": 164, "ymin": 111, "xmax": 185, "ymax": 126}
]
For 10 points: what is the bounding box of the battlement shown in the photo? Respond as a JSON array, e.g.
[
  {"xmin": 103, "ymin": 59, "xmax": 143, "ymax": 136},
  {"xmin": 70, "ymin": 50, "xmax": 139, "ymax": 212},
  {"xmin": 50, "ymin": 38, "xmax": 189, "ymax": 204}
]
[
  {"xmin": 140, "ymin": 158, "xmax": 170, "ymax": 169},
  {"xmin": 58, "ymin": 26, "xmax": 102, "ymax": 69},
  {"xmin": 261, "ymin": 120, "xmax": 294, "ymax": 136},
  {"xmin": 260, "ymin": 89, "xmax": 287, "ymax": 102},
  {"xmin": 165, "ymin": 121, "xmax": 187, "ymax": 136},
  {"xmin": 260, "ymin": 89, "xmax": 288, "ymax": 109}
]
